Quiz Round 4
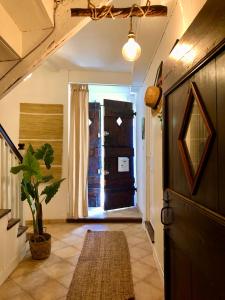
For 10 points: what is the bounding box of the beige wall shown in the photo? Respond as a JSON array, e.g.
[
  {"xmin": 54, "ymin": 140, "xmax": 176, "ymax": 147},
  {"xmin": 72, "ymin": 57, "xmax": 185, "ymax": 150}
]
[
  {"xmin": 0, "ymin": 64, "xmax": 133, "ymax": 221},
  {"xmin": 136, "ymin": 0, "xmax": 207, "ymax": 274},
  {"xmin": 0, "ymin": 66, "xmax": 69, "ymax": 221}
]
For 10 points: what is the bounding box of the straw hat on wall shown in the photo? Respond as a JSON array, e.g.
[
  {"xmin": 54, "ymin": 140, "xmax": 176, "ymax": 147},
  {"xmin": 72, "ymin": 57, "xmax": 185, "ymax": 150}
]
[{"xmin": 144, "ymin": 86, "xmax": 162, "ymax": 116}]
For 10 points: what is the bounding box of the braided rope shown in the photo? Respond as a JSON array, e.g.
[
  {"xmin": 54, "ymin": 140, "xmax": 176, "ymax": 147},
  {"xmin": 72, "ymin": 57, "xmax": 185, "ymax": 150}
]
[{"xmin": 87, "ymin": 0, "xmax": 151, "ymax": 20}]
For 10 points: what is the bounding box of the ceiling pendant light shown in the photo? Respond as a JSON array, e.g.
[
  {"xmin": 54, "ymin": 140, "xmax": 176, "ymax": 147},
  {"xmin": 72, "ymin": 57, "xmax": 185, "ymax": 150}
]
[{"xmin": 122, "ymin": 17, "xmax": 141, "ymax": 62}]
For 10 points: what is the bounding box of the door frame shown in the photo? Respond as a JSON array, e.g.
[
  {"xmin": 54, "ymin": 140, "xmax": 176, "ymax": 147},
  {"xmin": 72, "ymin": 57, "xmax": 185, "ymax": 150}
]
[
  {"xmin": 162, "ymin": 1, "xmax": 225, "ymax": 298},
  {"xmin": 87, "ymin": 87, "xmax": 138, "ymax": 215}
]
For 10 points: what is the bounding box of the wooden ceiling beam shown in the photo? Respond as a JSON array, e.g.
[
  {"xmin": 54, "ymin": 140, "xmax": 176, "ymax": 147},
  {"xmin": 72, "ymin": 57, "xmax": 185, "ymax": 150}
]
[{"xmin": 71, "ymin": 5, "xmax": 167, "ymax": 19}]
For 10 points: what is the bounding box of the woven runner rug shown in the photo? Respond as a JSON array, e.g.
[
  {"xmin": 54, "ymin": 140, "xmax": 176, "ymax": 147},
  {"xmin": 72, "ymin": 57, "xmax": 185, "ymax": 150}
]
[{"xmin": 67, "ymin": 230, "xmax": 135, "ymax": 300}]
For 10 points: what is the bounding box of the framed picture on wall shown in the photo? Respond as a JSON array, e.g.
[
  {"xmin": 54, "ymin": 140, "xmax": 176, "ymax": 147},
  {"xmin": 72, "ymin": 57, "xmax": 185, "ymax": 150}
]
[{"xmin": 154, "ymin": 61, "xmax": 163, "ymax": 87}]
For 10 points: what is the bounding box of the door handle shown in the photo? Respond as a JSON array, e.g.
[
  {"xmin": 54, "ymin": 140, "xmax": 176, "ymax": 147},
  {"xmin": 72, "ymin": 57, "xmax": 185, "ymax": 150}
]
[
  {"xmin": 104, "ymin": 131, "xmax": 110, "ymax": 136},
  {"xmin": 161, "ymin": 207, "xmax": 173, "ymax": 226},
  {"xmin": 104, "ymin": 170, "xmax": 109, "ymax": 175}
]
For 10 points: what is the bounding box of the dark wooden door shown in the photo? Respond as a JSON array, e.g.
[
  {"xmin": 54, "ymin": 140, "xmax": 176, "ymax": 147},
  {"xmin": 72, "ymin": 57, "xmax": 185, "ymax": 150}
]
[
  {"xmin": 104, "ymin": 99, "xmax": 135, "ymax": 210},
  {"xmin": 163, "ymin": 2, "xmax": 225, "ymax": 299},
  {"xmin": 88, "ymin": 103, "xmax": 101, "ymax": 207}
]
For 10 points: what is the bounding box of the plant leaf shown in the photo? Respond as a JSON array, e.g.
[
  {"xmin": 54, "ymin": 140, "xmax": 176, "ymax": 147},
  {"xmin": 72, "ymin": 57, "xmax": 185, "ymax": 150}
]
[
  {"xmin": 34, "ymin": 144, "xmax": 54, "ymax": 169},
  {"xmin": 23, "ymin": 149, "xmax": 41, "ymax": 181},
  {"xmin": 41, "ymin": 179, "xmax": 65, "ymax": 204},
  {"xmin": 27, "ymin": 144, "xmax": 35, "ymax": 155},
  {"xmin": 10, "ymin": 165, "xmax": 28, "ymax": 174},
  {"xmin": 39, "ymin": 175, "xmax": 54, "ymax": 183}
]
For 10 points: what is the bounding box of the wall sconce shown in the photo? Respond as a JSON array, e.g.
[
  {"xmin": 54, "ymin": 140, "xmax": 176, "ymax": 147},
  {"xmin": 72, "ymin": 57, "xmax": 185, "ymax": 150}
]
[{"xmin": 122, "ymin": 17, "xmax": 141, "ymax": 62}]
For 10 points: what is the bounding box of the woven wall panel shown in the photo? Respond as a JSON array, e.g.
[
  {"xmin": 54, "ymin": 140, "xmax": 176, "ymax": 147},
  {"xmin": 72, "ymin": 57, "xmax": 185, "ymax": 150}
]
[
  {"xmin": 20, "ymin": 114, "xmax": 63, "ymax": 140},
  {"xmin": 20, "ymin": 103, "xmax": 63, "ymax": 114},
  {"xmin": 19, "ymin": 103, "xmax": 63, "ymax": 180},
  {"xmin": 40, "ymin": 166, "xmax": 62, "ymax": 180}
]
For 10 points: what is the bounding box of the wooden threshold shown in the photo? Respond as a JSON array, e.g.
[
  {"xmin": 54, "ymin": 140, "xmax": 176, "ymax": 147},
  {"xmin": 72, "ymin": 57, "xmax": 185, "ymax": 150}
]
[{"xmin": 67, "ymin": 217, "xmax": 142, "ymax": 223}]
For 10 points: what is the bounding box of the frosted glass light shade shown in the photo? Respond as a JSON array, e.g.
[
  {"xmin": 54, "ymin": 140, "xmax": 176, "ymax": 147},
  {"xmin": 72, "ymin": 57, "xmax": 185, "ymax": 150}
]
[{"xmin": 122, "ymin": 35, "xmax": 141, "ymax": 62}]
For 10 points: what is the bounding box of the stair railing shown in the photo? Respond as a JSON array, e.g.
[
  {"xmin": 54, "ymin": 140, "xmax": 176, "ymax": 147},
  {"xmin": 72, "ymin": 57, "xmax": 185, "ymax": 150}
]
[{"xmin": 0, "ymin": 125, "xmax": 23, "ymax": 223}]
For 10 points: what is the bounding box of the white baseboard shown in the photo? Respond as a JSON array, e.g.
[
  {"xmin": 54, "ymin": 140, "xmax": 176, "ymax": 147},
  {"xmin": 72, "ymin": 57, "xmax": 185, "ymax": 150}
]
[
  {"xmin": 152, "ymin": 244, "xmax": 164, "ymax": 284},
  {"xmin": 143, "ymin": 222, "xmax": 164, "ymax": 285}
]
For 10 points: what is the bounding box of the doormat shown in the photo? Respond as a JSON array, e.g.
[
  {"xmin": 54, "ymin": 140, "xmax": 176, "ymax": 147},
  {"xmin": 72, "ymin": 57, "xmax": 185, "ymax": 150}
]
[{"xmin": 67, "ymin": 230, "xmax": 135, "ymax": 300}]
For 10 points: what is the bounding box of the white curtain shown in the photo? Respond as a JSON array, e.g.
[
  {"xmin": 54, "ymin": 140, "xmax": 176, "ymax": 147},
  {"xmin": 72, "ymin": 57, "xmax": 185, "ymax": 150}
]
[{"xmin": 68, "ymin": 84, "xmax": 89, "ymax": 219}]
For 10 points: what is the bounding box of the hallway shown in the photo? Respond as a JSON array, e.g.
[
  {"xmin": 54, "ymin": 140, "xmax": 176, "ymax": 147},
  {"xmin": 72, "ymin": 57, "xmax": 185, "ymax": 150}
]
[{"xmin": 0, "ymin": 223, "xmax": 163, "ymax": 300}]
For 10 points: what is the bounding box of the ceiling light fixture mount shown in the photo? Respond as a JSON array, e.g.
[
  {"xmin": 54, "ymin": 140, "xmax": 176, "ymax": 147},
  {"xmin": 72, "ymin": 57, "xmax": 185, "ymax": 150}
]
[
  {"xmin": 71, "ymin": 1, "xmax": 167, "ymax": 20},
  {"xmin": 71, "ymin": 1, "xmax": 167, "ymax": 62}
]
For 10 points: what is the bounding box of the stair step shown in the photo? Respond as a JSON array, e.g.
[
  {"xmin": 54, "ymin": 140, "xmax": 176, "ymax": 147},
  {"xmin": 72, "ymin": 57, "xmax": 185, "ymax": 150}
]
[
  {"xmin": 7, "ymin": 218, "xmax": 20, "ymax": 230},
  {"xmin": 0, "ymin": 209, "xmax": 11, "ymax": 220},
  {"xmin": 17, "ymin": 225, "xmax": 29, "ymax": 238}
]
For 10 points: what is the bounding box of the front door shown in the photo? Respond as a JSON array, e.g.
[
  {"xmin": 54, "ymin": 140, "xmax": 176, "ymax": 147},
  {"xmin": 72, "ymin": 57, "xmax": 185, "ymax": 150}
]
[
  {"xmin": 104, "ymin": 99, "xmax": 135, "ymax": 210},
  {"xmin": 163, "ymin": 3, "xmax": 225, "ymax": 299}
]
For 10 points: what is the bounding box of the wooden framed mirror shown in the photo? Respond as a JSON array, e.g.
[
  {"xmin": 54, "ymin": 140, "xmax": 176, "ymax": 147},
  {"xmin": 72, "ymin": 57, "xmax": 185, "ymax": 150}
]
[{"xmin": 178, "ymin": 81, "xmax": 215, "ymax": 194}]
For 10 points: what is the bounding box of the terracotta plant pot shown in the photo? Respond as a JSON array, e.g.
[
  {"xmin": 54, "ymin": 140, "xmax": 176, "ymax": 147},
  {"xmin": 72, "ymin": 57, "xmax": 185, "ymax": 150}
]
[{"xmin": 29, "ymin": 233, "xmax": 51, "ymax": 260}]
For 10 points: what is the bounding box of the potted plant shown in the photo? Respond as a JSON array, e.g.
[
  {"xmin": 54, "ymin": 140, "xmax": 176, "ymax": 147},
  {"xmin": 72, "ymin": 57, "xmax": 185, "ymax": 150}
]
[{"xmin": 11, "ymin": 143, "xmax": 64, "ymax": 260}]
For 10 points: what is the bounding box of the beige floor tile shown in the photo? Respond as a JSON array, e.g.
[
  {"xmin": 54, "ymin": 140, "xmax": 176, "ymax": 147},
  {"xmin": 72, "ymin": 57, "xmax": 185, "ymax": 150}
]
[
  {"xmin": 66, "ymin": 254, "xmax": 80, "ymax": 266},
  {"xmin": 29, "ymin": 279, "xmax": 68, "ymax": 300},
  {"xmin": 6, "ymin": 292, "xmax": 34, "ymax": 300},
  {"xmin": 54, "ymin": 246, "xmax": 79, "ymax": 259},
  {"xmin": 51, "ymin": 239, "xmax": 68, "ymax": 251},
  {"xmin": 0, "ymin": 280, "xmax": 23, "ymax": 300},
  {"xmin": 9, "ymin": 259, "xmax": 42, "ymax": 279},
  {"xmin": 42, "ymin": 261, "xmax": 75, "ymax": 279},
  {"xmin": 139, "ymin": 254, "xmax": 157, "ymax": 268},
  {"xmin": 132, "ymin": 261, "xmax": 155, "ymax": 280},
  {"xmin": 127, "ymin": 236, "xmax": 147, "ymax": 246},
  {"xmin": 61, "ymin": 235, "xmax": 84, "ymax": 248},
  {"xmin": 129, "ymin": 246, "xmax": 150, "ymax": 260},
  {"xmin": 70, "ymin": 227, "xmax": 87, "ymax": 237},
  {"xmin": 83, "ymin": 224, "xmax": 110, "ymax": 231},
  {"xmin": 136, "ymin": 241, "xmax": 153, "ymax": 252},
  {"xmin": 1, "ymin": 222, "xmax": 164, "ymax": 300},
  {"xmin": 134, "ymin": 281, "xmax": 163, "ymax": 300},
  {"xmin": 38, "ymin": 253, "xmax": 63, "ymax": 268},
  {"xmin": 13, "ymin": 269, "xmax": 50, "ymax": 291},
  {"xmin": 51, "ymin": 231, "xmax": 71, "ymax": 240},
  {"xmin": 57, "ymin": 272, "xmax": 74, "ymax": 288},
  {"xmin": 144, "ymin": 270, "xmax": 164, "ymax": 290},
  {"xmin": 133, "ymin": 275, "xmax": 141, "ymax": 285}
]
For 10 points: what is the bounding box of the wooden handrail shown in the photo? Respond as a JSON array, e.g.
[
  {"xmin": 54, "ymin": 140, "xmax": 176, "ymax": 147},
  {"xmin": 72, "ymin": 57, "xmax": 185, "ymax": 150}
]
[{"xmin": 0, "ymin": 124, "xmax": 23, "ymax": 162}]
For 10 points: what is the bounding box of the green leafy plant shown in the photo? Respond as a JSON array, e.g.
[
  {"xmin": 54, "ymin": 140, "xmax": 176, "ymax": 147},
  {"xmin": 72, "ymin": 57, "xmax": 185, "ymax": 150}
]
[{"xmin": 11, "ymin": 144, "xmax": 64, "ymax": 237}]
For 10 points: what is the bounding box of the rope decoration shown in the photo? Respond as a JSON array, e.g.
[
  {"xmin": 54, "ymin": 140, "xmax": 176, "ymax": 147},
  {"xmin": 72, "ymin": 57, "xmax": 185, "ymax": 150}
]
[{"xmin": 87, "ymin": 0, "xmax": 151, "ymax": 20}]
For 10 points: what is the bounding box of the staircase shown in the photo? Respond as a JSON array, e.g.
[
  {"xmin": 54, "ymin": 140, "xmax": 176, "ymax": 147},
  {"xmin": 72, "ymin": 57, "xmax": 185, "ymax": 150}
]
[{"xmin": 0, "ymin": 125, "xmax": 28, "ymax": 285}]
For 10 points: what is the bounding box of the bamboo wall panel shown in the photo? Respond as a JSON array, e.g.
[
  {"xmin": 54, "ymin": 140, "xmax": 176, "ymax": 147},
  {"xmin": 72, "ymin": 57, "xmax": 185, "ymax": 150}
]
[
  {"xmin": 20, "ymin": 140, "xmax": 62, "ymax": 165},
  {"xmin": 19, "ymin": 103, "xmax": 63, "ymax": 179},
  {"xmin": 20, "ymin": 103, "xmax": 63, "ymax": 114},
  {"xmin": 40, "ymin": 166, "xmax": 62, "ymax": 180},
  {"xmin": 20, "ymin": 114, "xmax": 63, "ymax": 140}
]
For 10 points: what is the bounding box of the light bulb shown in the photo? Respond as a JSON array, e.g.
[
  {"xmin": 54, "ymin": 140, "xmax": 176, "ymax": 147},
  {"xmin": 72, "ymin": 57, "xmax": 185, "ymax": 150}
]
[{"xmin": 122, "ymin": 33, "xmax": 141, "ymax": 62}]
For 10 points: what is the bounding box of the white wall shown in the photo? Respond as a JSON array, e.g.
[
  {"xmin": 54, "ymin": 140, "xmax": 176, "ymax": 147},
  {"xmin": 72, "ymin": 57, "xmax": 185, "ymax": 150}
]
[
  {"xmin": 136, "ymin": 86, "xmax": 146, "ymax": 215},
  {"xmin": 0, "ymin": 66, "xmax": 69, "ymax": 221},
  {"xmin": 136, "ymin": 0, "xmax": 207, "ymax": 274}
]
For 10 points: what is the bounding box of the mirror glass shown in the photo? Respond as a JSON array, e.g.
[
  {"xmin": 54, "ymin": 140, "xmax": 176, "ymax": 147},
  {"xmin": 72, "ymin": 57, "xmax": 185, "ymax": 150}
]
[{"xmin": 184, "ymin": 98, "xmax": 209, "ymax": 176}]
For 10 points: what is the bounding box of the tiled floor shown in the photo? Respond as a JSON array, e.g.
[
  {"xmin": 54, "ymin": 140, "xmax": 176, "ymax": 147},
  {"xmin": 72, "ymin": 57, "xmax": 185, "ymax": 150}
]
[
  {"xmin": 0, "ymin": 223, "xmax": 164, "ymax": 300},
  {"xmin": 88, "ymin": 206, "xmax": 142, "ymax": 219}
]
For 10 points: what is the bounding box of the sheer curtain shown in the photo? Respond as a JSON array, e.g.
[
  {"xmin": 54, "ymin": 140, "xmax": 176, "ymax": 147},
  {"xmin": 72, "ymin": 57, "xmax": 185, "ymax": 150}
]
[{"xmin": 68, "ymin": 84, "xmax": 89, "ymax": 219}]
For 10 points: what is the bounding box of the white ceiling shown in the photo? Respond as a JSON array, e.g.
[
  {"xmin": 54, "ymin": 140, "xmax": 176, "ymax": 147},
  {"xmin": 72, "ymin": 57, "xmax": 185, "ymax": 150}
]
[{"xmin": 46, "ymin": 0, "xmax": 176, "ymax": 84}]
